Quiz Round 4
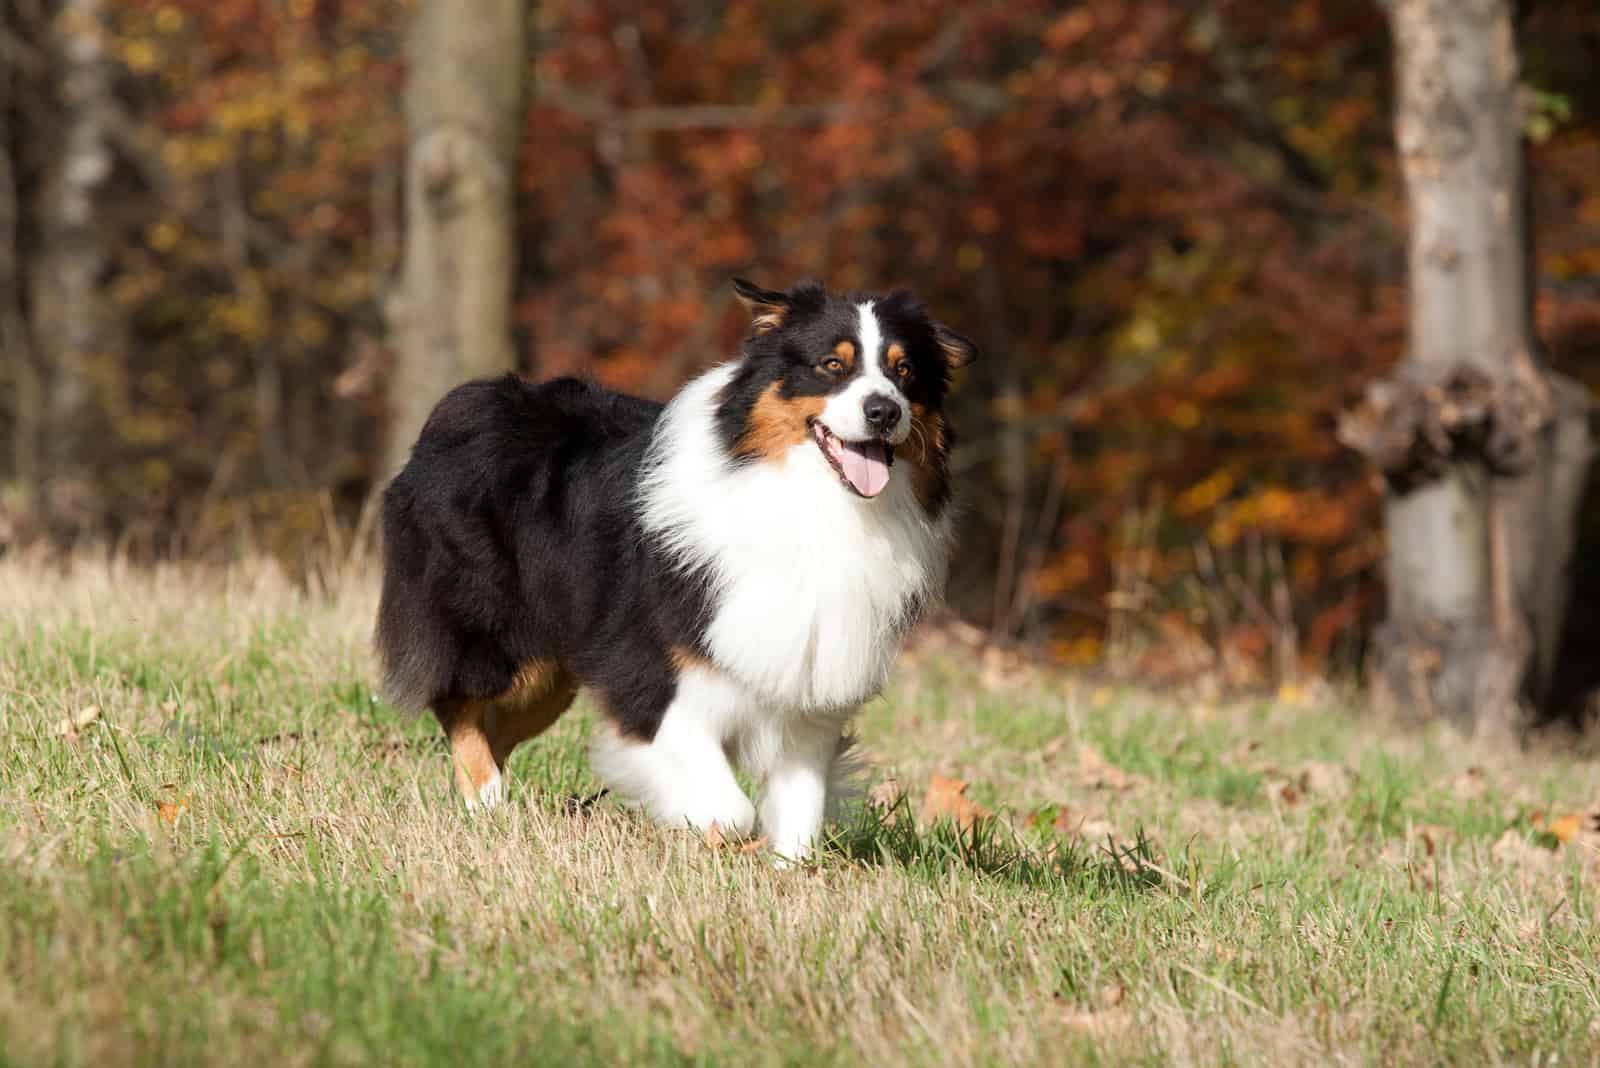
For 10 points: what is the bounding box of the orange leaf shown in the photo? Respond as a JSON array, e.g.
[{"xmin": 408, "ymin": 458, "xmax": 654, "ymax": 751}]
[
  {"xmin": 157, "ymin": 798, "xmax": 187, "ymax": 824},
  {"xmin": 1548, "ymin": 813, "xmax": 1581, "ymax": 844},
  {"xmin": 919, "ymin": 773, "xmax": 991, "ymax": 831},
  {"xmin": 55, "ymin": 705, "xmax": 100, "ymax": 737}
]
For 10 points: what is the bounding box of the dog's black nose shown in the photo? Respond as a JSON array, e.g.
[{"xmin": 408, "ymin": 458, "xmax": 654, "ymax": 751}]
[{"xmin": 862, "ymin": 394, "xmax": 899, "ymax": 433}]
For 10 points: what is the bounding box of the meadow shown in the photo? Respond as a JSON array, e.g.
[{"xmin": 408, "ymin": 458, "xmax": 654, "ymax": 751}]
[{"xmin": 1, "ymin": 556, "xmax": 1597, "ymax": 1066}]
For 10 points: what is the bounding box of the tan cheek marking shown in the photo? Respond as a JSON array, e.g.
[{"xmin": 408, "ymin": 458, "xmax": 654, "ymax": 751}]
[{"xmin": 736, "ymin": 382, "xmax": 827, "ymax": 463}]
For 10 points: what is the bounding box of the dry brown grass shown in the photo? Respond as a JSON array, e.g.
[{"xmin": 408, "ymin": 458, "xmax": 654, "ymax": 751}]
[{"xmin": 2, "ymin": 556, "xmax": 1598, "ymax": 1066}]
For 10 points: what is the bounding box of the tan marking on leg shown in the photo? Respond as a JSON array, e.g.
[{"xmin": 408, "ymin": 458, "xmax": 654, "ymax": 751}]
[
  {"xmin": 485, "ymin": 661, "xmax": 578, "ymax": 766},
  {"xmin": 440, "ymin": 700, "xmax": 500, "ymax": 805},
  {"xmin": 734, "ymin": 383, "xmax": 827, "ymax": 463},
  {"xmin": 434, "ymin": 659, "xmax": 580, "ymax": 806}
]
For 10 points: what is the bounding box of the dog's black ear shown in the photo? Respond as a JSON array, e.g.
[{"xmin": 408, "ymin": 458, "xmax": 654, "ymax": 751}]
[
  {"xmin": 733, "ymin": 278, "xmax": 792, "ymax": 334},
  {"xmin": 934, "ymin": 323, "xmax": 978, "ymax": 370}
]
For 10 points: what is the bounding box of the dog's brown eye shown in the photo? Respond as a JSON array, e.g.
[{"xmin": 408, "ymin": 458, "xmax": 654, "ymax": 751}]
[
  {"xmin": 822, "ymin": 358, "xmax": 845, "ymax": 374},
  {"xmin": 894, "ymin": 363, "xmax": 912, "ymax": 379}
]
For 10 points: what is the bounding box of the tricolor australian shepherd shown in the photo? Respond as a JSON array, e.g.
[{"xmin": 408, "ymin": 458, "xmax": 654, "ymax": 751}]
[{"xmin": 375, "ymin": 278, "xmax": 977, "ymax": 862}]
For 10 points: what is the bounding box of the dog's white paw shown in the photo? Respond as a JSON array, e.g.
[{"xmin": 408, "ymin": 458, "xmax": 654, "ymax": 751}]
[{"xmin": 464, "ymin": 772, "xmax": 505, "ymax": 812}]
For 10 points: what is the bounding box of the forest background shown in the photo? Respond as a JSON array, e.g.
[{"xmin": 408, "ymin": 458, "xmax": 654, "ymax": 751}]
[{"xmin": 3, "ymin": 0, "xmax": 1599, "ymax": 712}]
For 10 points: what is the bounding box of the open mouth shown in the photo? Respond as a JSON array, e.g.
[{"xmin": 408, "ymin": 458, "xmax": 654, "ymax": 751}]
[{"xmin": 809, "ymin": 420, "xmax": 894, "ymax": 498}]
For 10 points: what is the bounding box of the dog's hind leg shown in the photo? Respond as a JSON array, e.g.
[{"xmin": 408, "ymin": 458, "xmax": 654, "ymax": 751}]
[
  {"xmin": 435, "ymin": 699, "xmax": 503, "ymax": 809},
  {"xmin": 435, "ymin": 660, "xmax": 578, "ymax": 810}
]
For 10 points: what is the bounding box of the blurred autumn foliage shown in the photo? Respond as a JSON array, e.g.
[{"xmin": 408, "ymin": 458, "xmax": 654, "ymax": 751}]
[{"xmin": 2, "ymin": 0, "xmax": 1599, "ymax": 685}]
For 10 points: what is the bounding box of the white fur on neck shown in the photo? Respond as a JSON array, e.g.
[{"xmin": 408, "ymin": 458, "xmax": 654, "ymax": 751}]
[{"xmin": 639, "ymin": 363, "xmax": 950, "ymax": 709}]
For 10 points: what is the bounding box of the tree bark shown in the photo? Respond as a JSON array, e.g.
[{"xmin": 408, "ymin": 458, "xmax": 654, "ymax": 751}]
[
  {"xmin": 1341, "ymin": 0, "xmax": 1592, "ymax": 732},
  {"xmin": 29, "ymin": 0, "xmax": 121, "ymax": 539},
  {"xmin": 385, "ymin": 0, "xmax": 526, "ymax": 476}
]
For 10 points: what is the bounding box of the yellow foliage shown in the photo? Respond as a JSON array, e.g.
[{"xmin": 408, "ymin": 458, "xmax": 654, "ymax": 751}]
[{"xmin": 1175, "ymin": 469, "xmax": 1234, "ymax": 516}]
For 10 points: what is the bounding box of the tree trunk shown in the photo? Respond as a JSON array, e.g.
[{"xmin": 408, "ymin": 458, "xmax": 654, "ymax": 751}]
[
  {"xmin": 1341, "ymin": 0, "xmax": 1593, "ymax": 733},
  {"xmin": 384, "ymin": 0, "xmax": 526, "ymax": 476},
  {"xmin": 30, "ymin": 0, "xmax": 120, "ymax": 538}
]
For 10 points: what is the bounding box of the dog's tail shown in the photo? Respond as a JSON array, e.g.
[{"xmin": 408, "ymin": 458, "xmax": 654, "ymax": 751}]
[{"xmin": 373, "ymin": 486, "xmax": 453, "ymax": 712}]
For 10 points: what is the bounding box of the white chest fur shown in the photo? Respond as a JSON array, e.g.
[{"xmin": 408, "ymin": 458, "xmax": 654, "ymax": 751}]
[{"xmin": 639, "ymin": 365, "xmax": 951, "ymax": 710}]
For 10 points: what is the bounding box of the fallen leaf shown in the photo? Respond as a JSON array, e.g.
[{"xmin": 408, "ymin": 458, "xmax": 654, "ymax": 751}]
[
  {"xmin": 737, "ymin": 836, "xmax": 771, "ymax": 855},
  {"xmin": 703, "ymin": 822, "xmax": 728, "ymax": 849},
  {"xmin": 1057, "ymin": 986, "xmax": 1132, "ymax": 1038},
  {"xmin": 157, "ymin": 797, "xmax": 187, "ymax": 824},
  {"xmin": 55, "ymin": 705, "xmax": 100, "ymax": 737},
  {"xmin": 1078, "ymin": 744, "xmax": 1138, "ymax": 791},
  {"xmin": 1493, "ymin": 828, "xmax": 1560, "ymax": 867},
  {"xmin": 1415, "ymin": 824, "xmax": 1451, "ymax": 857},
  {"xmin": 1053, "ymin": 806, "xmax": 1074, "ymax": 834},
  {"xmin": 1549, "ymin": 813, "xmax": 1582, "ymax": 845},
  {"xmin": 919, "ymin": 773, "xmax": 990, "ymax": 831},
  {"xmin": 1451, "ymin": 766, "xmax": 1487, "ymax": 800},
  {"xmin": 1295, "ymin": 760, "xmax": 1351, "ymax": 800},
  {"xmin": 1073, "ymin": 816, "xmax": 1119, "ymax": 844}
]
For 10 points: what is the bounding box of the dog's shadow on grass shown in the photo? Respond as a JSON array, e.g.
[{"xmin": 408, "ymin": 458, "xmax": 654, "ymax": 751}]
[{"xmin": 820, "ymin": 799, "xmax": 1179, "ymax": 897}]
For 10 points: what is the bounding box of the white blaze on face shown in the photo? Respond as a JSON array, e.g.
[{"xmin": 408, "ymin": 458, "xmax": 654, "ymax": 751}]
[{"xmin": 817, "ymin": 302, "xmax": 910, "ymax": 446}]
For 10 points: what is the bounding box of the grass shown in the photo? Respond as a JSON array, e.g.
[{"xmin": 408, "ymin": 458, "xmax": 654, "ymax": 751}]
[{"xmin": 1, "ymin": 557, "xmax": 1598, "ymax": 1066}]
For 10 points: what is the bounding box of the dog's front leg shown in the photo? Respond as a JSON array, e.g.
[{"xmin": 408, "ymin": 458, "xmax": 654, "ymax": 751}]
[{"xmin": 759, "ymin": 720, "xmax": 845, "ymax": 866}]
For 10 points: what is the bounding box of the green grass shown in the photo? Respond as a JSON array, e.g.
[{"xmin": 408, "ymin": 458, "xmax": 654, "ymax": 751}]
[{"xmin": 2, "ymin": 559, "xmax": 1598, "ymax": 1066}]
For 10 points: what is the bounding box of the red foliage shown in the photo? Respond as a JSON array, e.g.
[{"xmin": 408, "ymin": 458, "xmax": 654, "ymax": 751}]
[{"xmin": 5, "ymin": 0, "xmax": 1598, "ymax": 681}]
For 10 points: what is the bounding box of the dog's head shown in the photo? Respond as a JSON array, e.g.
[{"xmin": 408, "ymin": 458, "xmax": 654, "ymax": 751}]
[{"xmin": 715, "ymin": 278, "xmax": 977, "ymax": 508}]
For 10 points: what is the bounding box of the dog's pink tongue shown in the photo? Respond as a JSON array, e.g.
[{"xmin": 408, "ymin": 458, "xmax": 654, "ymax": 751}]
[{"xmin": 840, "ymin": 441, "xmax": 891, "ymax": 497}]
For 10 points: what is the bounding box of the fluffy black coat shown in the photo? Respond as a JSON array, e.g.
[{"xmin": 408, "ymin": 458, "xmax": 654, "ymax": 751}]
[{"xmin": 375, "ymin": 374, "xmax": 711, "ymax": 739}]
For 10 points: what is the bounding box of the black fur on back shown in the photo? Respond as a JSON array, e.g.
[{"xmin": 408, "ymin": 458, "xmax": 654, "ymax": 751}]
[{"xmin": 375, "ymin": 374, "xmax": 712, "ymax": 738}]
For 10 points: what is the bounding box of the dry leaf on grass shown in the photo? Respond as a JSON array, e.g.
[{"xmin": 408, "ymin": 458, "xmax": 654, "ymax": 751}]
[
  {"xmin": 1491, "ymin": 828, "xmax": 1560, "ymax": 871},
  {"xmin": 919, "ymin": 774, "xmax": 991, "ymax": 831},
  {"xmin": 55, "ymin": 706, "xmax": 100, "ymax": 738},
  {"xmin": 1543, "ymin": 812, "xmax": 1583, "ymax": 845},
  {"xmin": 1057, "ymin": 983, "xmax": 1132, "ymax": 1039},
  {"xmin": 1451, "ymin": 766, "xmax": 1488, "ymax": 800},
  {"xmin": 1415, "ymin": 824, "xmax": 1451, "ymax": 857},
  {"xmin": 1295, "ymin": 760, "xmax": 1351, "ymax": 800},
  {"xmin": 1268, "ymin": 779, "xmax": 1301, "ymax": 806},
  {"xmin": 157, "ymin": 797, "xmax": 187, "ymax": 824},
  {"xmin": 701, "ymin": 823, "xmax": 769, "ymax": 854},
  {"xmin": 1077, "ymin": 744, "xmax": 1139, "ymax": 791}
]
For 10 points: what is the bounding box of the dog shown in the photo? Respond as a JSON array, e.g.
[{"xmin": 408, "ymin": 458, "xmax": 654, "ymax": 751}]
[{"xmin": 375, "ymin": 278, "xmax": 977, "ymax": 861}]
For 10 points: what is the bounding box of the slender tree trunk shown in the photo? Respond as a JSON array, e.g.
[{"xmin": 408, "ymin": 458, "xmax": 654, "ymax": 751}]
[
  {"xmin": 384, "ymin": 0, "xmax": 526, "ymax": 476},
  {"xmin": 1342, "ymin": 0, "xmax": 1592, "ymax": 733},
  {"xmin": 30, "ymin": 0, "xmax": 120, "ymax": 538}
]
